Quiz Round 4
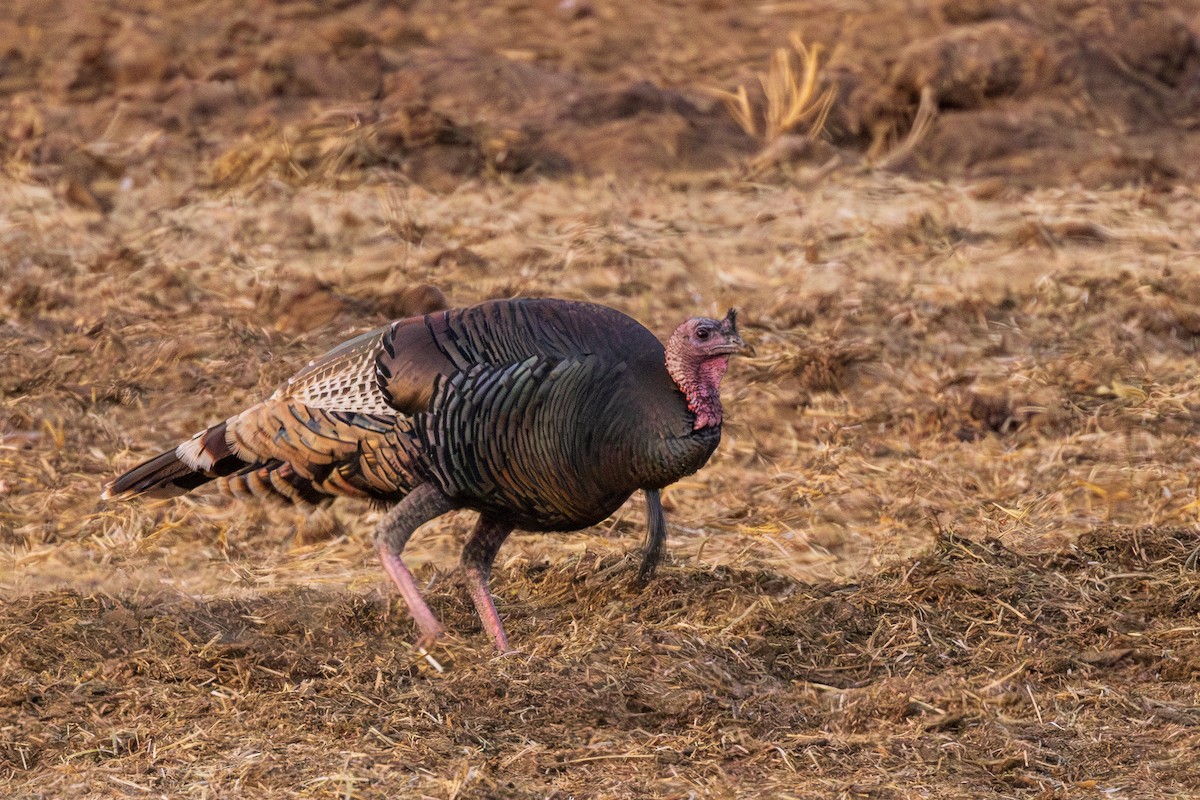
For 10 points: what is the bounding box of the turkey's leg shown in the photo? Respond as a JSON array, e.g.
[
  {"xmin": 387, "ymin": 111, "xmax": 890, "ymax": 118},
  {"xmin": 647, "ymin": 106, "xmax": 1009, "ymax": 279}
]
[
  {"xmin": 637, "ymin": 489, "xmax": 667, "ymax": 583},
  {"xmin": 461, "ymin": 515, "xmax": 515, "ymax": 652},
  {"xmin": 375, "ymin": 483, "xmax": 456, "ymax": 648}
]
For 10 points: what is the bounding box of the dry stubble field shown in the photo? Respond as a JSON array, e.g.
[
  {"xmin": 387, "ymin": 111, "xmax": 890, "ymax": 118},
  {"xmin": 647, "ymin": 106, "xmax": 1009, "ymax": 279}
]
[{"xmin": 4, "ymin": 1, "xmax": 1200, "ymax": 798}]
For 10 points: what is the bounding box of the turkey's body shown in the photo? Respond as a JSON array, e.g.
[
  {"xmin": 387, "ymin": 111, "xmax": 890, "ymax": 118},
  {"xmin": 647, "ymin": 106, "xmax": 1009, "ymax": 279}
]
[
  {"xmin": 402, "ymin": 299, "xmax": 720, "ymax": 530},
  {"xmin": 104, "ymin": 298, "xmax": 746, "ymax": 651}
]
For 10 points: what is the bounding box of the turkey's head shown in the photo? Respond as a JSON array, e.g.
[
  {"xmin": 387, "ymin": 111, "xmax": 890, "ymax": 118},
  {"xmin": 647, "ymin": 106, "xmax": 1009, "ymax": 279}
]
[{"xmin": 666, "ymin": 308, "xmax": 751, "ymax": 430}]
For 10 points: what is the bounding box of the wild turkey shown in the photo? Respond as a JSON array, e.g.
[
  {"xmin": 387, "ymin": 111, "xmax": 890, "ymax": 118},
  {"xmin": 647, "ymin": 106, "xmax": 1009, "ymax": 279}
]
[{"xmin": 103, "ymin": 298, "xmax": 751, "ymax": 651}]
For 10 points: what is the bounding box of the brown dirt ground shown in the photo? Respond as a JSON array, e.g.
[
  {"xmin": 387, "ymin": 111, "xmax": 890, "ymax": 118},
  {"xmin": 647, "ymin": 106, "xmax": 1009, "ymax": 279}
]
[{"xmin": 4, "ymin": 1, "xmax": 1200, "ymax": 798}]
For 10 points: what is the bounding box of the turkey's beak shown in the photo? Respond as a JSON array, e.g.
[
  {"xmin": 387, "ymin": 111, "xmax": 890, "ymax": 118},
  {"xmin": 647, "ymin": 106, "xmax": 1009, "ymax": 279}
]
[{"xmin": 717, "ymin": 334, "xmax": 754, "ymax": 357}]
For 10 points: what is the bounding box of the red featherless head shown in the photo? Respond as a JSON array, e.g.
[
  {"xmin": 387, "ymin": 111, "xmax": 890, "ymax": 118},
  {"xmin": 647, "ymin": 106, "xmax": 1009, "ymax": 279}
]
[{"xmin": 665, "ymin": 309, "xmax": 752, "ymax": 430}]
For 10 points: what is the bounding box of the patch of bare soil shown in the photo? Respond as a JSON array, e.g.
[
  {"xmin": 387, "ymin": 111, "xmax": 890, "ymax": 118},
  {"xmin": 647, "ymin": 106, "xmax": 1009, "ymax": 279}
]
[
  {"xmin": 5, "ymin": 1, "xmax": 1200, "ymax": 797},
  {"xmin": 4, "ymin": 0, "xmax": 1200, "ymax": 193}
]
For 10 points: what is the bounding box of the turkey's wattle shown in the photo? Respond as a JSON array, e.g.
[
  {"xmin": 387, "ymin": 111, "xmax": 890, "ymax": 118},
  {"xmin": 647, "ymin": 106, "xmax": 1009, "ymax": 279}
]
[{"xmin": 103, "ymin": 298, "xmax": 751, "ymax": 651}]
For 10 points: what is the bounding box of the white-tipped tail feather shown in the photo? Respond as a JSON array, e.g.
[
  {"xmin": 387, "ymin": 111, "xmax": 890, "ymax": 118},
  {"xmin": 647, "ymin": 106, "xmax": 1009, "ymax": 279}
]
[
  {"xmin": 175, "ymin": 428, "xmax": 219, "ymax": 470},
  {"xmin": 102, "ymin": 420, "xmax": 242, "ymax": 499}
]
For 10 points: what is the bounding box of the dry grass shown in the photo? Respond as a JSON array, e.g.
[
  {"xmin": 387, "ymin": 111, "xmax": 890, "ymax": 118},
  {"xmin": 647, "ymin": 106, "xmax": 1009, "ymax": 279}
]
[
  {"xmin": 5, "ymin": 525, "xmax": 1200, "ymax": 797},
  {"xmin": 713, "ymin": 33, "xmax": 836, "ymax": 143},
  {"xmin": 874, "ymin": 84, "xmax": 939, "ymax": 170},
  {"xmin": 208, "ymin": 112, "xmax": 409, "ymax": 190},
  {"xmin": 5, "ymin": 167, "xmax": 1200, "ymax": 796}
]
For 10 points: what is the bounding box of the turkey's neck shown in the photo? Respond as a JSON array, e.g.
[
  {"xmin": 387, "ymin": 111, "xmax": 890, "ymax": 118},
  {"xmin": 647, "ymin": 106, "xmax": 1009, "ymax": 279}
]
[{"xmin": 668, "ymin": 352, "xmax": 730, "ymax": 431}]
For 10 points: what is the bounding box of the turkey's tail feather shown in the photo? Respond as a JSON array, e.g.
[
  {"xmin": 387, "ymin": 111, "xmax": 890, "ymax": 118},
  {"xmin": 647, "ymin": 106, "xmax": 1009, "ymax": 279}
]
[
  {"xmin": 102, "ymin": 406, "xmax": 408, "ymax": 505},
  {"xmin": 101, "ymin": 449, "xmax": 213, "ymax": 499},
  {"xmin": 102, "ymin": 421, "xmax": 248, "ymax": 500}
]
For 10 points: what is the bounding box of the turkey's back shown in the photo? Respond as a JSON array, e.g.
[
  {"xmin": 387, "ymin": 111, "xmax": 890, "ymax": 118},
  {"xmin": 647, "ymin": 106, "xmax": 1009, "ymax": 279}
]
[{"xmin": 401, "ymin": 299, "xmax": 699, "ymax": 531}]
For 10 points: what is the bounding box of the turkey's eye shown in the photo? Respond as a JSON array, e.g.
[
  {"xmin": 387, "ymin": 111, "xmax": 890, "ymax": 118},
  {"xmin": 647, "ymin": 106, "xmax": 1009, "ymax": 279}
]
[{"xmin": 696, "ymin": 328, "xmax": 711, "ymax": 340}]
